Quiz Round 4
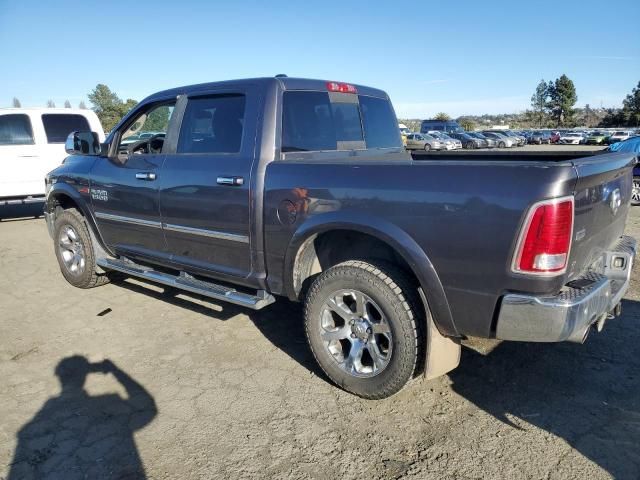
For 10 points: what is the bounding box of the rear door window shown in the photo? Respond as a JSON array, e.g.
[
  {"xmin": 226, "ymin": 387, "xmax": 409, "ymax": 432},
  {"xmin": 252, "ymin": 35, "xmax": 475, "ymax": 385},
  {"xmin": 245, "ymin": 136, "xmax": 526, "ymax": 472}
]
[
  {"xmin": 42, "ymin": 114, "xmax": 91, "ymax": 143},
  {"xmin": 177, "ymin": 95, "xmax": 246, "ymax": 154},
  {"xmin": 0, "ymin": 114, "xmax": 34, "ymax": 145}
]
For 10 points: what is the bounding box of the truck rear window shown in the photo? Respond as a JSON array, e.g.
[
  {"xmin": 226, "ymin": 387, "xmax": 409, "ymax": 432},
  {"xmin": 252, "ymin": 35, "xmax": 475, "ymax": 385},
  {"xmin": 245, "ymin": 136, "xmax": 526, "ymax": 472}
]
[
  {"xmin": 359, "ymin": 95, "xmax": 403, "ymax": 149},
  {"xmin": 42, "ymin": 114, "xmax": 91, "ymax": 143},
  {"xmin": 281, "ymin": 91, "xmax": 400, "ymax": 152}
]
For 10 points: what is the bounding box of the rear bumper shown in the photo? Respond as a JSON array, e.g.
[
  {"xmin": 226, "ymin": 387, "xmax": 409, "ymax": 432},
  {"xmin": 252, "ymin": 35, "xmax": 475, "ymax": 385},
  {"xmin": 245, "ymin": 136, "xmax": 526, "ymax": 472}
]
[{"xmin": 495, "ymin": 236, "xmax": 636, "ymax": 343}]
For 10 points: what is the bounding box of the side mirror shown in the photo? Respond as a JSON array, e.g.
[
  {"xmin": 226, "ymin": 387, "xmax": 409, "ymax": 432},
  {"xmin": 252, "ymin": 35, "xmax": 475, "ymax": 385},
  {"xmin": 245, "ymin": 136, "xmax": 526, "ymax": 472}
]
[{"xmin": 65, "ymin": 131, "xmax": 102, "ymax": 156}]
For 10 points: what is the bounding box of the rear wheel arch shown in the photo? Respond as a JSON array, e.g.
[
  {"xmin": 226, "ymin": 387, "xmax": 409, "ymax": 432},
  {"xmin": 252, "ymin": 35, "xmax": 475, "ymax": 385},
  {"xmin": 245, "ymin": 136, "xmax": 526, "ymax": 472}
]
[{"xmin": 285, "ymin": 221, "xmax": 458, "ymax": 338}]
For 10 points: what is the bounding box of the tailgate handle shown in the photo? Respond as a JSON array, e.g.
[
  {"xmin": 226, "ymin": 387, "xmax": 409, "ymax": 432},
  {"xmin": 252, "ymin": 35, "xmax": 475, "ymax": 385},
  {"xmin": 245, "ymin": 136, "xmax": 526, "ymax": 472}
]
[{"xmin": 217, "ymin": 176, "xmax": 244, "ymax": 186}]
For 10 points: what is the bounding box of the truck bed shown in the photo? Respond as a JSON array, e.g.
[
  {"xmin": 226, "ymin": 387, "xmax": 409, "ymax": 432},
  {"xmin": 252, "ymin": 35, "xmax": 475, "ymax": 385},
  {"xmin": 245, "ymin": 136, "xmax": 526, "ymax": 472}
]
[{"xmin": 410, "ymin": 149, "xmax": 607, "ymax": 162}]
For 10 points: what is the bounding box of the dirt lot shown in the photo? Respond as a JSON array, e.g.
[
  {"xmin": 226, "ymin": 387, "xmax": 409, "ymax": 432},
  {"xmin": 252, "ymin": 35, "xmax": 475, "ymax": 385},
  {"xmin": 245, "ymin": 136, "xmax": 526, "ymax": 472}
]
[{"xmin": 1, "ymin": 201, "xmax": 639, "ymax": 479}]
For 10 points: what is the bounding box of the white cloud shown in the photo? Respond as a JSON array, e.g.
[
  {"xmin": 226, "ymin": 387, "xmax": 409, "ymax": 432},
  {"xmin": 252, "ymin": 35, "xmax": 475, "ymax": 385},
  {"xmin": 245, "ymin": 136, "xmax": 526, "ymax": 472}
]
[
  {"xmin": 394, "ymin": 96, "xmax": 530, "ymax": 118},
  {"xmin": 420, "ymin": 79, "xmax": 448, "ymax": 85},
  {"xmin": 578, "ymin": 56, "xmax": 637, "ymax": 61}
]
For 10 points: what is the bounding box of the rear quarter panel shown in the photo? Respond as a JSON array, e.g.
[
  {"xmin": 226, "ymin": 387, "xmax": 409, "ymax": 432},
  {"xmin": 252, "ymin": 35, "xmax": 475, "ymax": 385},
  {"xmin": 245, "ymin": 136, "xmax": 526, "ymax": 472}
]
[{"xmin": 263, "ymin": 158, "xmax": 577, "ymax": 338}]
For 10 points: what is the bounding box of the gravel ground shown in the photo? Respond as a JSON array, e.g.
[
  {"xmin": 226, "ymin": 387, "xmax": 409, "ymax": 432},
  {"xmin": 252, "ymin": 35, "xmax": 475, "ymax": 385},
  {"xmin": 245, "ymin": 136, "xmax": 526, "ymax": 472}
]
[{"xmin": 1, "ymin": 202, "xmax": 639, "ymax": 480}]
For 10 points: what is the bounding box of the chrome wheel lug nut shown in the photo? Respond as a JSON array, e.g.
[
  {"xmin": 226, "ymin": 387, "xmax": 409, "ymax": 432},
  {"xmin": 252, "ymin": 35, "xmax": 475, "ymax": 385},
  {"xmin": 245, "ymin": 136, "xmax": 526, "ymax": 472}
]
[
  {"xmin": 367, "ymin": 328, "xmax": 372, "ymax": 334},
  {"xmin": 350, "ymin": 333, "xmax": 356, "ymax": 338}
]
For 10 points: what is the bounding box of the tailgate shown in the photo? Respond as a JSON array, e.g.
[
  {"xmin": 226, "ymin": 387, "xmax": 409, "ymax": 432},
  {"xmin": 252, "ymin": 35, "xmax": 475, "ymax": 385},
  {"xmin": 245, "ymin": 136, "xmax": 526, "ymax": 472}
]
[{"xmin": 567, "ymin": 152, "xmax": 637, "ymax": 279}]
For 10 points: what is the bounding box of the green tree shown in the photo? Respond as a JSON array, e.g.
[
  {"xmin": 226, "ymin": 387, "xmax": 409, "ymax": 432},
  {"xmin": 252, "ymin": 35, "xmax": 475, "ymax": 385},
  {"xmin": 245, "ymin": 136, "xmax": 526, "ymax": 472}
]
[
  {"xmin": 459, "ymin": 119, "xmax": 476, "ymax": 131},
  {"xmin": 530, "ymin": 79, "xmax": 549, "ymax": 127},
  {"xmin": 598, "ymin": 108, "xmax": 624, "ymax": 128},
  {"xmin": 88, "ymin": 84, "xmax": 138, "ymax": 132},
  {"xmin": 46, "ymin": 99, "xmax": 56, "ymax": 108},
  {"xmin": 434, "ymin": 112, "xmax": 451, "ymax": 121},
  {"xmin": 622, "ymin": 80, "xmax": 640, "ymax": 127},
  {"xmin": 12, "ymin": 97, "xmax": 21, "ymax": 108},
  {"xmin": 547, "ymin": 75, "xmax": 578, "ymax": 127},
  {"xmin": 583, "ymin": 103, "xmax": 593, "ymax": 127},
  {"xmin": 64, "ymin": 99, "xmax": 71, "ymax": 108},
  {"xmin": 78, "ymin": 100, "xmax": 87, "ymax": 109}
]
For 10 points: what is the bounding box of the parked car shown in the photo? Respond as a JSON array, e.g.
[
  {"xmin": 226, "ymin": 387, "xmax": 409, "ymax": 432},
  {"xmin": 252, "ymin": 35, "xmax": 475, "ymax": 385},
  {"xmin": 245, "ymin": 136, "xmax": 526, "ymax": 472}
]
[
  {"xmin": 420, "ymin": 119, "xmax": 463, "ymax": 134},
  {"xmin": 529, "ymin": 131, "xmax": 552, "ymax": 145},
  {"xmin": 586, "ymin": 131, "xmax": 609, "ymax": 145},
  {"xmin": 0, "ymin": 108, "xmax": 104, "ymax": 213},
  {"xmin": 44, "ymin": 76, "xmax": 637, "ymax": 399},
  {"xmin": 550, "ymin": 131, "xmax": 561, "ymax": 144},
  {"xmin": 559, "ymin": 132, "xmax": 586, "ymax": 145},
  {"xmin": 467, "ymin": 132, "xmax": 495, "ymax": 148},
  {"xmin": 405, "ymin": 133, "xmax": 442, "ymax": 151},
  {"xmin": 428, "ymin": 131, "xmax": 462, "ymax": 149},
  {"xmin": 608, "ymin": 131, "xmax": 633, "ymax": 144},
  {"xmin": 481, "ymin": 131, "xmax": 515, "ymax": 148},
  {"xmin": 448, "ymin": 132, "xmax": 483, "ymax": 149},
  {"xmin": 609, "ymin": 136, "xmax": 640, "ymax": 205}
]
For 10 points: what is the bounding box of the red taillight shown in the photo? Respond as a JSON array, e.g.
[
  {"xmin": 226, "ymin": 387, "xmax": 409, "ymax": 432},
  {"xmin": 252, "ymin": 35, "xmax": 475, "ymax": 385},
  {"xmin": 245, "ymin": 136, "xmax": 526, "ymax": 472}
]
[
  {"xmin": 513, "ymin": 197, "xmax": 574, "ymax": 275},
  {"xmin": 326, "ymin": 81, "xmax": 357, "ymax": 94}
]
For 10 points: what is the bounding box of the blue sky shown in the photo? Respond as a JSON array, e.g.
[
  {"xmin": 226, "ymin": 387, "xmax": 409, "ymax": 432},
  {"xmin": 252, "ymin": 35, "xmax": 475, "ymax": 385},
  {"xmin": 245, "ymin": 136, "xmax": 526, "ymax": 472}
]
[{"xmin": 1, "ymin": 0, "xmax": 638, "ymax": 118}]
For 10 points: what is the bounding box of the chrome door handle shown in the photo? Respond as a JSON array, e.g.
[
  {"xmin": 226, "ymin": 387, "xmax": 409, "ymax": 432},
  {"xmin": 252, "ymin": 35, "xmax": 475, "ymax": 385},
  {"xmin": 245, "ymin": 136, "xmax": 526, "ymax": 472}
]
[
  {"xmin": 135, "ymin": 172, "xmax": 157, "ymax": 181},
  {"xmin": 217, "ymin": 176, "xmax": 244, "ymax": 186}
]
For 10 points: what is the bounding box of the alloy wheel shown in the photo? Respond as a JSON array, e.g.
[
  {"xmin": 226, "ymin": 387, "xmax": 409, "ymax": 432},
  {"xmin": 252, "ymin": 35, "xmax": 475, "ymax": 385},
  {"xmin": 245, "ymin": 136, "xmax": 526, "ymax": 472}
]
[
  {"xmin": 58, "ymin": 225, "xmax": 86, "ymax": 275},
  {"xmin": 319, "ymin": 289, "xmax": 393, "ymax": 378}
]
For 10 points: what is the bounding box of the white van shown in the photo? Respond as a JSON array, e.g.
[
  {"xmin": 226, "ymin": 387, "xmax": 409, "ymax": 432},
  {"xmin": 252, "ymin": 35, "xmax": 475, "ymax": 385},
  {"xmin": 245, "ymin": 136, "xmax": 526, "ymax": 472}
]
[{"xmin": 0, "ymin": 108, "xmax": 104, "ymax": 206}]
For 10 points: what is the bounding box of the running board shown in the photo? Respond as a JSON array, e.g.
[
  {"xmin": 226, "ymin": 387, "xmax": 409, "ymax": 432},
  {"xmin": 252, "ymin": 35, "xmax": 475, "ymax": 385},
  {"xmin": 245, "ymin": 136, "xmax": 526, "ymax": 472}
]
[{"xmin": 97, "ymin": 257, "xmax": 275, "ymax": 310}]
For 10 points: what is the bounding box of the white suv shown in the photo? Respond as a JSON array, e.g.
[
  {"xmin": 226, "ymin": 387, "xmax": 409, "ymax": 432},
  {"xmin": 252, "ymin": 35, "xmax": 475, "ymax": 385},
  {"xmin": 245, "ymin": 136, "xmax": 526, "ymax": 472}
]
[{"xmin": 0, "ymin": 108, "xmax": 104, "ymax": 206}]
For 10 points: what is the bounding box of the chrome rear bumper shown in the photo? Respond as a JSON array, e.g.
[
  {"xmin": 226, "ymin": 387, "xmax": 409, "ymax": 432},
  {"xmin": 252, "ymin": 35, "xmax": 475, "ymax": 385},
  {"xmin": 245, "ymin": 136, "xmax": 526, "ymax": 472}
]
[{"xmin": 496, "ymin": 235, "xmax": 636, "ymax": 343}]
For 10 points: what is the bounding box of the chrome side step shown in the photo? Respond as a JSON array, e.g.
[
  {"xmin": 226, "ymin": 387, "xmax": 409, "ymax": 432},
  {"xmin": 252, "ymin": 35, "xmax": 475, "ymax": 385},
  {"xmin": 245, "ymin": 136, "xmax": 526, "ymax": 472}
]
[{"xmin": 97, "ymin": 257, "xmax": 275, "ymax": 310}]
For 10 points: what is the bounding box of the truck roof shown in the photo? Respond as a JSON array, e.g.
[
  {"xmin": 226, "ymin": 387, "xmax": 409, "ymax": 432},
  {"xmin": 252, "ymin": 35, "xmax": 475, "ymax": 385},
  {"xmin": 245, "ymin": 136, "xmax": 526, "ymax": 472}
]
[
  {"xmin": 0, "ymin": 107, "xmax": 96, "ymax": 115},
  {"xmin": 144, "ymin": 76, "xmax": 389, "ymax": 103}
]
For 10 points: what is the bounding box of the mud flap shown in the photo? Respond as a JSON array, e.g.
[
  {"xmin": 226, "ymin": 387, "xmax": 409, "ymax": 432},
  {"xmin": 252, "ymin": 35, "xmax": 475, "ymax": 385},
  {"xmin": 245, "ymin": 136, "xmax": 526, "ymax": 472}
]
[{"xmin": 419, "ymin": 288, "xmax": 461, "ymax": 380}]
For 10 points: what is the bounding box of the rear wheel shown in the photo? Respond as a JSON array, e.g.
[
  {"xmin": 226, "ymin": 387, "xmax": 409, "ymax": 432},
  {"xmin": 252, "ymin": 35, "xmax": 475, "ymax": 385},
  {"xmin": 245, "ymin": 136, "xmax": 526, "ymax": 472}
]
[
  {"xmin": 304, "ymin": 260, "xmax": 421, "ymax": 399},
  {"xmin": 632, "ymin": 177, "xmax": 640, "ymax": 206},
  {"xmin": 53, "ymin": 208, "xmax": 110, "ymax": 288}
]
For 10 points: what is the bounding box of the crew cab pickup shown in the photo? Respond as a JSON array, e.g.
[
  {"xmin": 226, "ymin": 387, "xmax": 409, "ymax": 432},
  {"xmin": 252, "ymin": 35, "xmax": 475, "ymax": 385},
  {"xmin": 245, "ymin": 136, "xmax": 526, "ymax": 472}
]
[{"xmin": 44, "ymin": 77, "xmax": 637, "ymax": 399}]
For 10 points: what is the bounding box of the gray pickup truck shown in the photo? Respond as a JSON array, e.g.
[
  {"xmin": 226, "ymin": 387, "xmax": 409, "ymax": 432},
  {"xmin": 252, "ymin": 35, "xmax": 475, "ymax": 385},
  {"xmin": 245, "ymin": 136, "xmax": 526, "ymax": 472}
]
[{"xmin": 44, "ymin": 76, "xmax": 637, "ymax": 399}]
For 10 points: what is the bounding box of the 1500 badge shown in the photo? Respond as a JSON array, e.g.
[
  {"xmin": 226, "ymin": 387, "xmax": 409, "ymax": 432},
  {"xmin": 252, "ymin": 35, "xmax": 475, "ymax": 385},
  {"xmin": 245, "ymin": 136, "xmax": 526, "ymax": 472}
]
[{"xmin": 90, "ymin": 189, "xmax": 108, "ymax": 202}]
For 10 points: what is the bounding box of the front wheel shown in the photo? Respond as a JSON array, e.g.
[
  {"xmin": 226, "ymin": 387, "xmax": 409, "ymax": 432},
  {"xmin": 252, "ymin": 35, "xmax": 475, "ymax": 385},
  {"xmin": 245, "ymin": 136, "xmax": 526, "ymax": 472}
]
[
  {"xmin": 53, "ymin": 208, "xmax": 110, "ymax": 288},
  {"xmin": 304, "ymin": 260, "xmax": 421, "ymax": 399},
  {"xmin": 498, "ymin": 141, "xmax": 506, "ymax": 148},
  {"xmin": 632, "ymin": 177, "xmax": 640, "ymax": 206},
  {"xmin": 424, "ymin": 143, "xmax": 431, "ymax": 151}
]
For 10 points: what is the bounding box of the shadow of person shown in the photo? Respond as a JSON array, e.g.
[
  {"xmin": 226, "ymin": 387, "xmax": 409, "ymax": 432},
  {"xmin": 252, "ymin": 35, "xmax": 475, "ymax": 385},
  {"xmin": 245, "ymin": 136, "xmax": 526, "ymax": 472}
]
[
  {"xmin": 8, "ymin": 356, "xmax": 157, "ymax": 480},
  {"xmin": 449, "ymin": 299, "xmax": 640, "ymax": 479}
]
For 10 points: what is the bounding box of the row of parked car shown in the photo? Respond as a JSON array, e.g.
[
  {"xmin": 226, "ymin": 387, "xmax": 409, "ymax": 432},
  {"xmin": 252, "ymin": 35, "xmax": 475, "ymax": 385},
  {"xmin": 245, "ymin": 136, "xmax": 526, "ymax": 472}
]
[
  {"xmin": 400, "ymin": 120, "xmax": 639, "ymax": 151},
  {"xmin": 526, "ymin": 130, "xmax": 636, "ymax": 146},
  {"xmin": 405, "ymin": 129, "xmax": 526, "ymax": 151}
]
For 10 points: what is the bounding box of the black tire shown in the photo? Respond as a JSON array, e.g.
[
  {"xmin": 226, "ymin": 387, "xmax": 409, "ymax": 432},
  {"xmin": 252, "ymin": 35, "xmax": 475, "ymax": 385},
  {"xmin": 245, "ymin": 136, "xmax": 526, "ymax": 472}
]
[
  {"xmin": 424, "ymin": 143, "xmax": 431, "ymax": 151},
  {"xmin": 53, "ymin": 208, "xmax": 110, "ymax": 288},
  {"xmin": 304, "ymin": 260, "xmax": 421, "ymax": 399},
  {"xmin": 632, "ymin": 177, "xmax": 640, "ymax": 206},
  {"xmin": 498, "ymin": 141, "xmax": 506, "ymax": 148}
]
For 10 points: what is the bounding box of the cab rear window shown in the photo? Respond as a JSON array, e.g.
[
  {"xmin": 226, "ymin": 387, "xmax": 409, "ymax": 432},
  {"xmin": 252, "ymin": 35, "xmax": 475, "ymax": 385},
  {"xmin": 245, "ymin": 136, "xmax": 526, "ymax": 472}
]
[{"xmin": 281, "ymin": 91, "xmax": 401, "ymax": 152}]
